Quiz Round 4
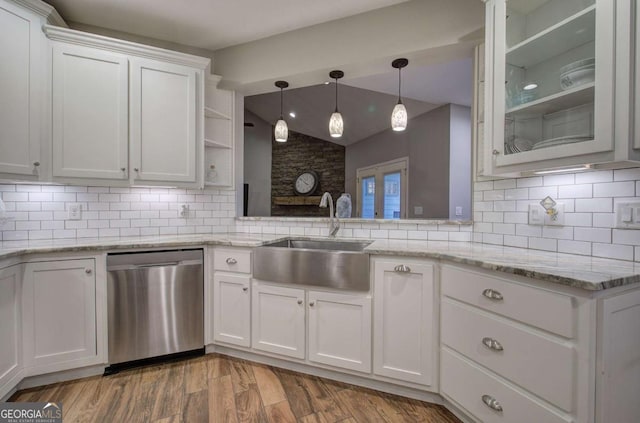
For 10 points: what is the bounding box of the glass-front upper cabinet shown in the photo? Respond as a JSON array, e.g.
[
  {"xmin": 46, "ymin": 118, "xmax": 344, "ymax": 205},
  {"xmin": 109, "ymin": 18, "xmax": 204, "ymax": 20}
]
[{"xmin": 484, "ymin": 0, "xmax": 617, "ymax": 174}]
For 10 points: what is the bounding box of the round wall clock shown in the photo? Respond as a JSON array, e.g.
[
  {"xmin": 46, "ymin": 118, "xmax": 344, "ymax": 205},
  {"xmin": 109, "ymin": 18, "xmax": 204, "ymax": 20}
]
[{"xmin": 294, "ymin": 170, "xmax": 319, "ymax": 196}]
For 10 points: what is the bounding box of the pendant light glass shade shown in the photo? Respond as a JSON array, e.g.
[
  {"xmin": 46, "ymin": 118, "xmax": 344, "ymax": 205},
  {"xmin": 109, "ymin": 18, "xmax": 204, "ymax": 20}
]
[
  {"xmin": 391, "ymin": 58, "xmax": 409, "ymax": 132},
  {"xmin": 391, "ymin": 103, "xmax": 407, "ymax": 131},
  {"xmin": 274, "ymin": 119, "xmax": 288, "ymax": 142},
  {"xmin": 329, "ymin": 112, "xmax": 343, "ymax": 138},
  {"xmin": 274, "ymin": 80, "xmax": 289, "ymax": 142},
  {"xmin": 328, "ymin": 70, "xmax": 344, "ymax": 138}
]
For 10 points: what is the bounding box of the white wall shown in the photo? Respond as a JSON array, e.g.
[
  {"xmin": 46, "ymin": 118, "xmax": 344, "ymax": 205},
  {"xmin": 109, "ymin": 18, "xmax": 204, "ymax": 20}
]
[
  {"xmin": 243, "ymin": 110, "xmax": 272, "ymax": 216},
  {"xmin": 212, "ymin": 0, "xmax": 484, "ymax": 95},
  {"xmin": 449, "ymin": 104, "xmax": 472, "ymax": 220}
]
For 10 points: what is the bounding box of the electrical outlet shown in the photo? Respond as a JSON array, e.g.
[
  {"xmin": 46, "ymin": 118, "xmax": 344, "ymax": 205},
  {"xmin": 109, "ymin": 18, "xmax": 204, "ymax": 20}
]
[
  {"xmin": 528, "ymin": 204, "xmax": 544, "ymax": 225},
  {"xmin": 414, "ymin": 206, "xmax": 423, "ymax": 215},
  {"xmin": 68, "ymin": 203, "xmax": 82, "ymax": 220},
  {"xmin": 455, "ymin": 206, "xmax": 463, "ymax": 216},
  {"xmin": 544, "ymin": 203, "xmax": 565, "ymax": 226},
  {"xmin": 180, "ymin": 204, "xmax": 190, "ymax": 218}
]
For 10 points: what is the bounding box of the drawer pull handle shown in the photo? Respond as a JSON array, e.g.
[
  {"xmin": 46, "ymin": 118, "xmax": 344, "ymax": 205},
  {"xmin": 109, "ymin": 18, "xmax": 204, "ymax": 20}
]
[
  {"xmin": 394, "ymin": 264, "xmax": 411, "ymax": 273},
  {"xmin": 482, "ymin": 288, "xmax": 503, "ymax": 301},
  {"xmin": 482, "ymin": 394, "xmax": 503, "ymax": 412},
  {"xmin": 482, "ymin": 337, "xmax": 504, "ymax": 351},
  {"xmin": 226, "ymin": 258, "xmax": 237, "ymax": 265},
  {"xmin": 85, "ymin": 268, "xmax": 92, "ymax": 274},
  {"xmin": 242, "ymin": 287, "xmax": 248, "ymax": 292}
]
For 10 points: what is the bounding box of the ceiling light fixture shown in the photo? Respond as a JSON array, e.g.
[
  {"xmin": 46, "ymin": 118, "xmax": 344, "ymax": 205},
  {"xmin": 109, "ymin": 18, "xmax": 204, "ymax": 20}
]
[
  {"xmin": 274, "ymin": 81, "xmax": 289, "ymax": 142},
  {"xmin": 391, "ymin": 58, "xmax": 409, "ymax": 132},
  {"xmin": 328, "ymin": 70, "xmax": 344, "ymax": 138},
  {"xmin": 289, "ymin": 112, "xmax": 296, "ymax": 118}
]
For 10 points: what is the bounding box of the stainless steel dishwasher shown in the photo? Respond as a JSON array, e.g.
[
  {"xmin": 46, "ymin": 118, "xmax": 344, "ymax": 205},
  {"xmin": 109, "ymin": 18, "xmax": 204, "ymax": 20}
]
[{"xmin": 106, "ymin": 249, "xmax": 203, "ymax": 372}]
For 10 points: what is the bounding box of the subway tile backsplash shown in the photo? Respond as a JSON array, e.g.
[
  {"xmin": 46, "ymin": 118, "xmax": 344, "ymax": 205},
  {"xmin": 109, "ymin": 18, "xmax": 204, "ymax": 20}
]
[
  {"xmin": 0, "ymin": 185, "xmax": 236, "ymax": 240},
  {"xmin": 473, "ymin": 168, "xmax": 640, "ymax": 262},
  {"xmin": 2, "ymin": 167, "xmax": 640, "ymax": 262}
]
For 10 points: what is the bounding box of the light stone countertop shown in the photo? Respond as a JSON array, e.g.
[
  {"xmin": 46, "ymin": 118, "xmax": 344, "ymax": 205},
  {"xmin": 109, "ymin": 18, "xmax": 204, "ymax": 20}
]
[{"xmin": 0, "ymin": 234, "xmax": 639, "ymax": 291}]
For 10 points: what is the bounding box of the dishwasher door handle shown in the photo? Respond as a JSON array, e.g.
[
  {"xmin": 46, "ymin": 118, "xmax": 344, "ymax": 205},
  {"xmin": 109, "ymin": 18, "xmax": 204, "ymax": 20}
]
[{"xmin": 135, "ymin": 262, "xmax": 181, "ymax": 268}]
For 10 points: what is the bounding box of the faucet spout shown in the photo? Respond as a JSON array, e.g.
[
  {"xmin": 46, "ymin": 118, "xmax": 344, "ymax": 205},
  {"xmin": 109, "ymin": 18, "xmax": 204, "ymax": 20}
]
[{"xmin": 319, "ymin": 192, "xmax": 340, "ymax": 237}]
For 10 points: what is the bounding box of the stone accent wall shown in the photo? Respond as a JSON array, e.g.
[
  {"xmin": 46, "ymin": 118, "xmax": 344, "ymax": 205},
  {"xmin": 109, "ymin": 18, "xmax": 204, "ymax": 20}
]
[{"xmin": 271, "ymin": 130, "xmax": 345, "ymax": 217}]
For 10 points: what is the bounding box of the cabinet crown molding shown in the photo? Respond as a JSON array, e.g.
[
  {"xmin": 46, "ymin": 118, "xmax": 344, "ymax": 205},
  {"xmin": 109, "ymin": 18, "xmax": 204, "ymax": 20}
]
[
  {"xmin": 12, "ymin": 0, "xmax": 67, "ymax": 27},
  {"xmin": 44, "ymin": 25, "xmax": 210, "ymax": 69}
]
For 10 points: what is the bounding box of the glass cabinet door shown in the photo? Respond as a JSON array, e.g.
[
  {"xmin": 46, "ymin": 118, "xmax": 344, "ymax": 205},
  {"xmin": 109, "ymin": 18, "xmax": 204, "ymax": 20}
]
[{"xmin": 488, "ymin": 0, "xmax": 615, "ymax": 168}]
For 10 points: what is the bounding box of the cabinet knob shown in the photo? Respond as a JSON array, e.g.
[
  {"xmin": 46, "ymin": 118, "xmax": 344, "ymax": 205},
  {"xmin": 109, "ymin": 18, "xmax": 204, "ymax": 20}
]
[
  {"xmin": 121, "ymin": 167, "xmax": 126, "ymax": 171},
  {"xmin": 33, "ymin": 161, "xmax": 40, "ymax": 167},
  {"xmin": 242, "ymin": 287, "xmax": 248, "ymax": 292},
  {"xmin": 226, "ymin": 257, "xmax": 237, "ymax": 265},
  {"xmin": 297, "ymin": 299, "xmax": 303, "ymax": 305},
  {"xmin": 482, "ymin": 337, "xmax": 504, "ymax": 352},
  {"xmin": 492, "ymin": 149, "xmax": 500, "ymax": 156},
  {"xmin": 134, "ymin": 168, "xmax": 139, "ymax": 172},
  {"xmin": 482, "ymin": 288, "xmax": 503, "ymax": 301},
  {"xmin": 482, "ymin": 394, "xmax": 503, "ymax": 412},
  {"xmin": 85, "ymin": 268, "xmax": 92, "ymax": 274},
  {"xmin": 393, "ymin": 264, "xmax": 411, "ymax": 273},
  {"xmin": 309, "ymin": 301, "xmax": 315, "ymax": 307}
]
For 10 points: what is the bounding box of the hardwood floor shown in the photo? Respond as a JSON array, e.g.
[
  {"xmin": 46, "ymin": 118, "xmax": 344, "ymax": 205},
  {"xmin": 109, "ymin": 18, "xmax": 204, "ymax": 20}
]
[{"xmin": 9, "ymin": 354, "xmax": 461, "ymax": 423}]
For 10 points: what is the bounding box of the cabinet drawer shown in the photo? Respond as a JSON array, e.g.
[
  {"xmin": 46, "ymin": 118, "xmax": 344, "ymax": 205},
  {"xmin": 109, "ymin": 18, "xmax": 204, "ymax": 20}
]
[
  {"xmin": 441, "ymin": 349, "xmax": 570, "ymax": 423},
  {"xmin": 441, "ymin": 265, "xmax": 575, "ymax": 338},
  {"xmin": 214, "ymin": 248, "xmax": 251, "ymax": 273},
  {"xmin": 441, "ymin": 299, "xmax": 575, "ymax": 412}
]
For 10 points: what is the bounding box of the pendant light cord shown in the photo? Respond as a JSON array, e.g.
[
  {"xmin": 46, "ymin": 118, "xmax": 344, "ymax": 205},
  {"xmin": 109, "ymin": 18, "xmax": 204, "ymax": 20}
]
[
  {"xmin": 397, "ymin": 67, "xmax": 402, "ymax": 104},
  {"xmin": 280, "ymin": 87, "xmax": 283, "ymax": 119},
  {"xmin": 334, "ymin": 77, "xmax": 339, "ymax": 113}
]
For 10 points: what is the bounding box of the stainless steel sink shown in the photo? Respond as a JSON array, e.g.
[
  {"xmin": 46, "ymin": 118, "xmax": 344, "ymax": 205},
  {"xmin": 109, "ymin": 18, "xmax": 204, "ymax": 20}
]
[{"xmin": 253, "ymin": 238, "xmax": 372, "ymax": 291}]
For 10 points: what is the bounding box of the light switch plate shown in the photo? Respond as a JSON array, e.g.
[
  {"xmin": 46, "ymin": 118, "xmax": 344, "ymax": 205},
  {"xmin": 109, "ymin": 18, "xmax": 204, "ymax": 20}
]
[
  {"xmin": 528, "ymin": 204, "xmax": 545, "ymax": 226},
  {"xmin": 68, "ymin": 203, "xmax": 82, "ymax": 220},
  {"xmin": 455, "ymin": 206, "xmax": 463, "ymax": 216},
  {"xmin": 414, "ymin": 206, "xmax": 423, "ymax": 215},
  {"xmin": 615, "ymin": 202, "xmax": 640, "ymax": 229}
]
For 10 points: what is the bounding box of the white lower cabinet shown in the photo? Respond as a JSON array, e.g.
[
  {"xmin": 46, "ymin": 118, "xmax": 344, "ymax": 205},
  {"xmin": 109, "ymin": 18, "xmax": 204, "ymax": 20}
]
[
  {"xmin": 308, "ymin": 291, "xmax": 371, "ymax": 373},
  {"xmin": 251, "ymin": 284, "xmax": 305, "ymax": 359},
  {"xmin": 212, "ymin": 273, "xmax": 250, "ymax": 347},
  {"xmin": 0, "ymin": 263, "xmax": 23, "ymax": 399},
  {"xmin": 22, "ymin": 259, "xmax": 98, "ymax": 375},
  {"xmin": 372, "ymin": 258, "xmax": 437, "ymax": 388}
]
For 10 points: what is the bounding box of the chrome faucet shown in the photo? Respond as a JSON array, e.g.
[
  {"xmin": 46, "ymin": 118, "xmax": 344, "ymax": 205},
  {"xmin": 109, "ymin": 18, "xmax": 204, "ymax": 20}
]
[{"xmin": 319, "ymin": 192, "xmax": 340, "ymax": 237}]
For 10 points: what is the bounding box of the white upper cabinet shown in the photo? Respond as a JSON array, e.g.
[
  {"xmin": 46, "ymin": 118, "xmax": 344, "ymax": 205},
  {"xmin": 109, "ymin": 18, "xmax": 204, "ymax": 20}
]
[
  {"xmin": 130, "ymin": 58, "xmax": 198, "ymax": 183},
  {"xmin": 52, "ymin": 43, "xmax": 129, "ymax": 180},
  {"xmin": 0, "ymin": 0, "xmax": 46, "ymax": 178},
  {"xmin": 44, "ymin": 25, "xmax": 209, "ymax": 187},
  {"xmin": 483, "ymin": 0, "xmax": 639, "ymax": 176}
]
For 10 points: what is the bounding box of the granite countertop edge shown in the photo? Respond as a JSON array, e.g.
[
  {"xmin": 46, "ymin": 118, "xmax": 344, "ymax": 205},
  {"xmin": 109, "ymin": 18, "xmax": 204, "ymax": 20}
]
[{"xmin": 1, "ymin": 234, "xmax": 639, "ymax": 291}]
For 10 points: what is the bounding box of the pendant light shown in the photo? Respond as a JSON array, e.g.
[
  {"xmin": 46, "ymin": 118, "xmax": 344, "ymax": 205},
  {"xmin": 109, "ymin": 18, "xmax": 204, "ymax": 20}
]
[
  {"xmin": 274, "ymin": 80, "xmax": 289, "ymax": 142},
  {"xmin": 391, "ymin": 58, "xmax": 409, "ymax": 131},
  {"xmin": 328, "ymin": 70, "xmax": 344, "ymax": 138}
]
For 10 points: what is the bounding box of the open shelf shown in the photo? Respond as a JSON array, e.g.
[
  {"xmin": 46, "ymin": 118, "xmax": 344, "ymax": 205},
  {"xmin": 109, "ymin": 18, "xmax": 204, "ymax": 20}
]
[
  {"xmin": 205, "ymin": 138, "xmax": 232, "ymax": 149},
  {"xmin": 506, "ymin": 82, "xmax": 594, "ymax": 116},
  {"xmin": 273, "ymin": 196, "xmax": 323, "ymax": 206},
  {"xmin": 204, "ymin": 106, "xmax": 231, "ymax": 120},
  {"xmin": 506, "ymin": 6, "xmax": 595, "ymax": 68}
]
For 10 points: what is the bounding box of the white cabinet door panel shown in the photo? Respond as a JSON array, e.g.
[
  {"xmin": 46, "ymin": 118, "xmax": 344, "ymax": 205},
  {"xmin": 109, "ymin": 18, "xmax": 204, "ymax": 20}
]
[
  {"xmin": 308, "ymin": 291, "xmax": 371, "ymax": 373},
  {"xmin": 52, "ymin": 44, "xmax": 128, "ymax": 179},
  {"xmin": 213, "ymin": 273, "xmax": 250, "ymax": 347},
  {"xmin": 23, "ymin": 259, "xmax": 97, "ymax": 373},
  {"xmin": 252, "ymin": 284, "xmax": 305, "ymax": 359},
  {"xmin": 130, "ymin": 59, "xmax": 197, "ymax": 183},
  {"xmin": 0, "ymin": 264, "xmax": 22, "ymax": 399},
  {"xmin": 0, "ymin": 1, "xmax": 41, "ymax": 176},
  {"xmin": 373, "ymin": 260, "xmax": 436, "ymax": 388}
]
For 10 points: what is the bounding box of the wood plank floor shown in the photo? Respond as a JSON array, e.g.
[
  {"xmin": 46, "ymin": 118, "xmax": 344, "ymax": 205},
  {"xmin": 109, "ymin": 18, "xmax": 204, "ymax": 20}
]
[{"xmin": 9, "ymin": 354, "xmax": 461, "ymax": 423}]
